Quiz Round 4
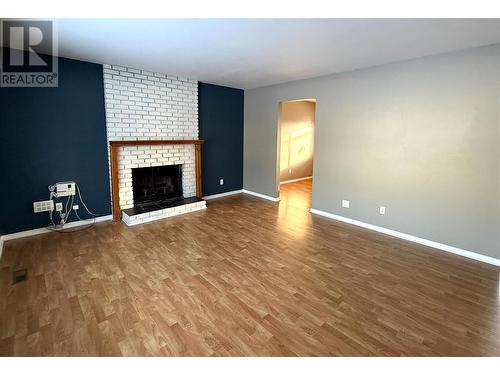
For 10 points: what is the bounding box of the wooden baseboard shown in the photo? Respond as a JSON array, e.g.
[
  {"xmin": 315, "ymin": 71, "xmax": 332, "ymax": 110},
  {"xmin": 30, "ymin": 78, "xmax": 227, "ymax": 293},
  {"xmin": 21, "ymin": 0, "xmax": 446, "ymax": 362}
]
[
  {"xmin": 0, "ymin": 215, "xmax": 113, "ymax": 258},
  {"xmin": 310, "ymin": 208, "xmax": 500, "ymax": 267},
  {"xmin": 280, "ymin": 176, "xmax": 312, "ymax": 185},
  {"xmin": 203, "ymin": 190, "xmax": 243, "ymax": 200},
  {"xmin": 242, "ymin": 189, "xmax": 280, "ymax": 202}
]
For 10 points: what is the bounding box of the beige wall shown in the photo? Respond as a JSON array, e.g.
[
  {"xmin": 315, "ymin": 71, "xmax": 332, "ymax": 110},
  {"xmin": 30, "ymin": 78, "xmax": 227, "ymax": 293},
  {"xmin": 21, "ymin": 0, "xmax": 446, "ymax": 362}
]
[
  {"xmin": 279, "ymin": 101, "xmax": 315, "ymax": 182},
  {"xmin": 244, "ymin": 44, "xmax": 500, "ymax": 259}
]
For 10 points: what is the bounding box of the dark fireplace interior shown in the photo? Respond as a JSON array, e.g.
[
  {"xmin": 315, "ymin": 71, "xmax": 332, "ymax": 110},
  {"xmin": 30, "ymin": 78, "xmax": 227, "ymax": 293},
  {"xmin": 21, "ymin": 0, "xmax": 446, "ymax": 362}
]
[{"xmin": 132, "ymin": 165, "xmax": 182, "ymax": 205}]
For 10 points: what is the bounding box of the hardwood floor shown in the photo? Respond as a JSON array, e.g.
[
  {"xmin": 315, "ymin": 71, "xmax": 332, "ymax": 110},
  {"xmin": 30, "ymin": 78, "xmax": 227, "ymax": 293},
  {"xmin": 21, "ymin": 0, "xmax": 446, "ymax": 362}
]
[{"xmin": 1, "ymin": 179, "xmax": 499, "ymax": 356}]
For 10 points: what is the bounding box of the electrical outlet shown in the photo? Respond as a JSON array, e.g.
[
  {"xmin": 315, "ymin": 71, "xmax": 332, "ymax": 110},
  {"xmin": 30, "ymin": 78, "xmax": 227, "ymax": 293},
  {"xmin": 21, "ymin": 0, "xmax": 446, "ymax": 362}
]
[
  {"xmin": 73, "ymin": 205, "xmax": 79, "ymax": 210},
  {"xmin": 342, "ymin": 200, "xmax": 350, "ymax": 208},
  {"xmin": 288, "ymin": 168, "xmax": 292, "ymax": 174},
  {"xmin": 33, "ymin": 200, "xmax": 54, "ymax": 213},
  {"xmin": 56, "ymin": 202, "xmax": 63, "ymax": 211},
  {"xmin": 379, "ymin": 206, "xmax": 386, "ymax": 215},
  {"xmin": 219, "ymin": 179, "xmax": 224, "ymax": 185}
]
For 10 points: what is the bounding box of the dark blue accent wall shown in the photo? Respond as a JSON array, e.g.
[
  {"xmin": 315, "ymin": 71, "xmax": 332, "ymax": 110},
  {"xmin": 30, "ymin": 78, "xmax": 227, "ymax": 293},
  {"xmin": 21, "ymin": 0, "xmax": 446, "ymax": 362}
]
[
  {"xmin": 0, "ymin": 52, "xmax": 111, "ymax": 234},
  {"xmin": 198, "ymin": 82, "xmax": 244, "ymax": 196}
]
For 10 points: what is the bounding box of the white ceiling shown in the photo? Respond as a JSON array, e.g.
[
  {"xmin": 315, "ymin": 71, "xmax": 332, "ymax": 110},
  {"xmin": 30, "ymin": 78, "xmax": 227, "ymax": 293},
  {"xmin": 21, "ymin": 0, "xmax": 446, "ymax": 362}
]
[{"xmin": 14, "ymin": 19, "xmax": 500, "ymax": 89}]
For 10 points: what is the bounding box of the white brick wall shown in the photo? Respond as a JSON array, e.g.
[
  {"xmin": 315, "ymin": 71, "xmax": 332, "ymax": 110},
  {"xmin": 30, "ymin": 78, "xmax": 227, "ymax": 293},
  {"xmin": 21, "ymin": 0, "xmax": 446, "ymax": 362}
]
[
  {"xmin": 103, "ymin": 64, "xmax": 197, "ymax": 141},
  {"xmin": 103, "ymin": 64, "xmax": 199, "ymax": 210}
]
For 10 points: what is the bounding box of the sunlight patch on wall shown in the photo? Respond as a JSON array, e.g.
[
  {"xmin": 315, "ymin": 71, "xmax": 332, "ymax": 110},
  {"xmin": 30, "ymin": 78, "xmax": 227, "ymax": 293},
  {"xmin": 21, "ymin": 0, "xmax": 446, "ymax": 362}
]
[{"xmin": 280, "ymin": 123, "xmax": 314, "ymax": 173}]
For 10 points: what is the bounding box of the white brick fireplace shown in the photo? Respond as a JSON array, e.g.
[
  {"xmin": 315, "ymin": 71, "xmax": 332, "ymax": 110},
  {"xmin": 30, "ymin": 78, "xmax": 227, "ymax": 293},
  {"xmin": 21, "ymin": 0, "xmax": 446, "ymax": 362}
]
[
  {"xmin": 114, "ymin": 144, "xmax": 196, "ymax": 209},
  {"xmin": 103, "ymin": 64, "xmax": 205, "ymax": 225}
]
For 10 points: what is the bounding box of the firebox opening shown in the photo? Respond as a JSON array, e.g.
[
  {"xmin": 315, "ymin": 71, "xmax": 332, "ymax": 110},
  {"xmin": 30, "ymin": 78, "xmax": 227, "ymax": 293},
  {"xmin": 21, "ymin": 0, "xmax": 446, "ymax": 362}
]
[{"xmin": 132, "ymin": 165, "xmax": 183, "ymax": 206}]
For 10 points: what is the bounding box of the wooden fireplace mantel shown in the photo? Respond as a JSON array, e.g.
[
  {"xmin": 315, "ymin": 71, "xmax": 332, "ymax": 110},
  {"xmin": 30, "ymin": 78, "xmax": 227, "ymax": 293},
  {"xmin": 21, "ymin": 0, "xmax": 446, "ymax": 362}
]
[{"xmin": 109, "ymin": 139, "xmax": 205, "ymax": 222}]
